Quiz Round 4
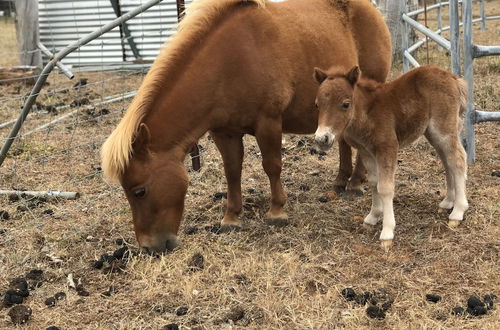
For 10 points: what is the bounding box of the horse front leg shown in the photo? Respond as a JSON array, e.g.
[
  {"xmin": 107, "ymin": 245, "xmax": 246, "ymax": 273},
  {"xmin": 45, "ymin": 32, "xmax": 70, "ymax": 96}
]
[
  {"xmin": 255, "ymin": 117, "xmax": 288, "ymax": 226},
  {"xmin": 211, "ymin": 132, "xmax": 244, "ymax": 227}
]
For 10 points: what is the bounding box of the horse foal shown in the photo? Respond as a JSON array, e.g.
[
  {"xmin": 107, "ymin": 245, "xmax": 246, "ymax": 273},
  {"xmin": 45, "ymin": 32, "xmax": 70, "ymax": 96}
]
[{"xmin": 313, "ymin": 65, "xmax": 469, "ymax": 250}]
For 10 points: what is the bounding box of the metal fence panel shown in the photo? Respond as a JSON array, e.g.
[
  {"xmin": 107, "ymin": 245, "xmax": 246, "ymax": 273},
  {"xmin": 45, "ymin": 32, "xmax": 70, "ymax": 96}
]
[{"xmin": 39, "ymin": 0, "xmax": 193, "ymax": 67}]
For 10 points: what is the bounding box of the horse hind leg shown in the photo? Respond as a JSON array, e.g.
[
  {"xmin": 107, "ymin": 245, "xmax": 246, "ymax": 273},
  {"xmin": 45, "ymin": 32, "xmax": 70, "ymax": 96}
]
[{"xmin": 211, "ymin": 132, "xmax": 244, "ymax": 228}]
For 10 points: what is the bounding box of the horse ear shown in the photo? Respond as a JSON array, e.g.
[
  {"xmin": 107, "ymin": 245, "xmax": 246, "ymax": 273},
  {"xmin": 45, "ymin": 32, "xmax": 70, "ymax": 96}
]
[
  {"xmin": 314, "ymin": 67, "xmax": 328, "ymax": 84},
  {"xmin": 346, "ymin": 66, "xmax": 360, "ymax": 86},
  {"xmin": 132, "ymin": 123, "xmax": 151, "ymax": 155}
]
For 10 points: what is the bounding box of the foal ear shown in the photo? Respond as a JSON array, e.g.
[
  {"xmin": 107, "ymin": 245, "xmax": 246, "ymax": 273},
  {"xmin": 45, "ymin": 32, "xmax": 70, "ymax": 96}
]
[
  {"xmin": 346, "ymin": 66, "xmax": 360, "ymax": 86},
  {"xmin": 132, "ymin": 123, "xmax": 151, "ymax": 155},
  {"xmin": 313, "ymin": 67, "xmax": 328, "ymax": 84}
]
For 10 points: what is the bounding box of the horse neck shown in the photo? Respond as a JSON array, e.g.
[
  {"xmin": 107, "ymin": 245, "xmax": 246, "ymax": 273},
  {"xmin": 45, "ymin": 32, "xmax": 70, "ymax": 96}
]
[{"xmin": 144, "ymin": 91, "xmax": 212, "ymax": 159}]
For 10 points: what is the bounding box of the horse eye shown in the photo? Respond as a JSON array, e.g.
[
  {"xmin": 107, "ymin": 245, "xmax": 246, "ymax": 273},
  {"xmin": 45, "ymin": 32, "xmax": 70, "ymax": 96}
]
[
  {"xmin": 342, "ymin": 102, "xmax": 350, "ymax": 110},
  {"xmin": 315, "ymin": 102, "xmax": 319, "ymax": 109},
  {"xmin": 134, "ymin": 188, "xmax": 146, "ymax": 198}
]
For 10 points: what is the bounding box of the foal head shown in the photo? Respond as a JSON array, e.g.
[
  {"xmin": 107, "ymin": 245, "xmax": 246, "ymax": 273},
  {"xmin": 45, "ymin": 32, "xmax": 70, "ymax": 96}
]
[
  {"xmin": 116, "ymin": 123, "xmax": 188, "ymax": 254},
  {"xmin": 313, "ymin": 66, "xmax": 360, "ymax": 150}
]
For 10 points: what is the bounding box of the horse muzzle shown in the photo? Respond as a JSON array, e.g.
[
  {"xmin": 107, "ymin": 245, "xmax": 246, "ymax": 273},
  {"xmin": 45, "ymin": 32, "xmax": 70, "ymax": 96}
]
[
  {"xmin": 139, "ymin": 233, "xmax": 180, "ymax": 254},
  {"xmin": 314, "ymin": 127, "xmax": 335, "ymax": 150}
]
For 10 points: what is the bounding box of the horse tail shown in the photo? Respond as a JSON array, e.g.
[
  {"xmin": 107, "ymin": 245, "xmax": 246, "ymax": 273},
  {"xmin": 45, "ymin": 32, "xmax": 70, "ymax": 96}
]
[{"xmin": 457, "ymin": 77, "xmax": 468, "ymax": 117}]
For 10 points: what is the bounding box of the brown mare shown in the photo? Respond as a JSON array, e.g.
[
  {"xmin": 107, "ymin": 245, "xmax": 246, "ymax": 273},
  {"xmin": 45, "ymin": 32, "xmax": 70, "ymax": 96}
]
[
  {"xmin": 313, "ymin": 65, "xmax": 469, "ymax": 250},
  {"xmin": 101, "ymin": 0, "xmax": 391, "ymax": 253}
]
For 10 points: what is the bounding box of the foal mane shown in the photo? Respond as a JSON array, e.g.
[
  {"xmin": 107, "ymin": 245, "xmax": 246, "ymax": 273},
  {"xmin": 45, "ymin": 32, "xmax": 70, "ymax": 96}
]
[{"xmin": 101, "ymin": 0, "xmax": 266, "ymax": 183}]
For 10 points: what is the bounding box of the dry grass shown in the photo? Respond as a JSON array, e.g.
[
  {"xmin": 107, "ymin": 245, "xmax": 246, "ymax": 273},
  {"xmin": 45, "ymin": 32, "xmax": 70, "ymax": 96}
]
[
  {"xmin": 0, "ymin": 2, "xmax": 499, "ymax": 329},
  {"xmin": 0, "ymin": 17, "xmax": 19, "ymax": 67}
]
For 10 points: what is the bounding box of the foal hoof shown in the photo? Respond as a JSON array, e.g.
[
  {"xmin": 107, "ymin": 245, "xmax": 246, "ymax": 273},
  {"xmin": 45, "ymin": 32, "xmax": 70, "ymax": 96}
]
[
  {"xmin": 380, "ymin": 240, "xmax": 393, "ymax": 252},
  {"xmin": 345, "ymin": 189, "xmax": 363, "ymax": 198},
  {"xmin": 448, "ymin": 220, "xmax": 461, "ymax": 228},
  {"xmin": 438, "ymin": 207, "xmax": 452, "ymax": 215},
  {"xmin": 332, "ymin": 185, "xmax": 346, "ymax": 193}
]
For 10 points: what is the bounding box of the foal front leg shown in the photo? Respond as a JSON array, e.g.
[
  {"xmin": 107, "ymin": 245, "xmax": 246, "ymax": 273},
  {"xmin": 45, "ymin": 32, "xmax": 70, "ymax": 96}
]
[
  {"xmin": 211, "ymin": 132, "xmax": 244, "ymax": 227},
  {"xmin": 255, "ymin": 117, "xmax": 288, "ymax": 225},
  {"xmin": 375, "ymin": 148, "xmax": 398, "ymax": 251}
]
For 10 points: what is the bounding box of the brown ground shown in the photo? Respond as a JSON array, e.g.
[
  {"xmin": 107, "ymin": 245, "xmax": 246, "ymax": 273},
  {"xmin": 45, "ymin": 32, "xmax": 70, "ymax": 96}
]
[{"xmin": 0, "ymin": 2, "xmax": 499, "ymax": 329}]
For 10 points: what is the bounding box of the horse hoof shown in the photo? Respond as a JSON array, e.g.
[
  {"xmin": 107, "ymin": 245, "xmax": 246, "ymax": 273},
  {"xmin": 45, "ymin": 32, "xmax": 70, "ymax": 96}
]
[
  {"xmin": 448, "ymin": 220, "xmax": 461, "ymax": 228},
  {"xmin": 219, "ymin": 224, "xmax": 243, "ymax": 233},
  {"xmin": 380, "ymin": 240, "xmax": 393, "ymax": 252},
  {"xmin": 266, "ymin": 214, "xmax": 290, "ymax": 227},
  {"xmin": 221, "ymin": 217, "xmax": 241, "ymax": 227}
]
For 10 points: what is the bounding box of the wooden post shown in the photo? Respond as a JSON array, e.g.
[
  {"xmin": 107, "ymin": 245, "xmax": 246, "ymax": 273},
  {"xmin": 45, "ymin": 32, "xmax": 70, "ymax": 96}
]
[
  {"xmin": 176, "ymin": 0, "xmax": 185, "ymax": 21},
  {"xmin": 377, "ymin": 0, "xmax": 419, "ymax": 62},
  {"xmin": 15, "ymin": 0, "xmax": 42, "ymax": 67}
]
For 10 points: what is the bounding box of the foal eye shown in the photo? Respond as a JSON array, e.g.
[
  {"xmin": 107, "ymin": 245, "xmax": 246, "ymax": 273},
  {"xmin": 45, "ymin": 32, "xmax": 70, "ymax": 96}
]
[
  {"xmin": 134, "ymin": 188, "xmax": 147, "ymax": 198},
  {"xmin": 342, "ymin": 102, "xmax": 350, "ymax": 110}
]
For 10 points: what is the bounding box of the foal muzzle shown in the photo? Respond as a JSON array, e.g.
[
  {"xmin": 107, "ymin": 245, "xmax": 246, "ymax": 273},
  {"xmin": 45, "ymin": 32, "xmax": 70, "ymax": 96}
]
[{"xmin": 314, "ymin": 127, "xmax": 335, "ymax": 150}]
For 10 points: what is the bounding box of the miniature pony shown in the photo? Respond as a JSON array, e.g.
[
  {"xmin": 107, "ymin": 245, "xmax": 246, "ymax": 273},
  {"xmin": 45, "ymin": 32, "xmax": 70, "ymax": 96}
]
[{"xmin": 313, "ymin": 65, "xmax": 468, "ymax": 250}]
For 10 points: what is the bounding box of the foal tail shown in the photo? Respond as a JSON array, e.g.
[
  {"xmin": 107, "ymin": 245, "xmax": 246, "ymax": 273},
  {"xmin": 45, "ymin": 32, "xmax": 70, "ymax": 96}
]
[{"xmin": 456, "ymin": 77, "xmax": 468, "ymax": 117}]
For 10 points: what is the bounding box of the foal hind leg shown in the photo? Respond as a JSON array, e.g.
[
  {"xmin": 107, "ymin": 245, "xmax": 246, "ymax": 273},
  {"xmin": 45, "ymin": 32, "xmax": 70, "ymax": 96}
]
[
  {"xmin": 255, "ymin": 117, "xmax": 288, "ymax": 225},
  {"xmin": 426, "ymin": 130, "xmax": 468, "ymax": 227},
  {"xmin": 446, "ymin": 137, "xmax": 468, "ymax": 227},
  {"xmin": 375, "ymin": 147, "xmax": 398, "ymax": 251},
  {"xmin": 333, "ymin": 138, "xmax": 353, "ymax": 192},
  {"xmin": 211, "ymin": 132, "xmax": 244, "ymax": 227},
  {"xmin": 425, "ymin": 131, "xmax": 455, "ymax": 210}
]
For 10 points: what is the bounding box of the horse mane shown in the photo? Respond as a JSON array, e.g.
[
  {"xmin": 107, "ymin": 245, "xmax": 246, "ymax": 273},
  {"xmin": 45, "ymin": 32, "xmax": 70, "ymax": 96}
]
[{"xmin": 101, "ymin": 0, "xmax": 266, "ymax": 183}]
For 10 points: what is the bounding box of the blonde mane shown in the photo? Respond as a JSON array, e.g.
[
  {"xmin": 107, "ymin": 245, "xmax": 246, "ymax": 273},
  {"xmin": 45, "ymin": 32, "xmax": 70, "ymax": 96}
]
[{"xmin": 101, "ymin": 0, "xmax": 266, "ymax": 183}]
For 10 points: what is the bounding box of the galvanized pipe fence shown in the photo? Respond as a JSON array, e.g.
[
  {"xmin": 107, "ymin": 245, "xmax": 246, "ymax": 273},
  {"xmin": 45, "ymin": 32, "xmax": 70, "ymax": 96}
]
[{"xmin": 401, "ymin": 0, "xmax": 500, "ymax": 163}]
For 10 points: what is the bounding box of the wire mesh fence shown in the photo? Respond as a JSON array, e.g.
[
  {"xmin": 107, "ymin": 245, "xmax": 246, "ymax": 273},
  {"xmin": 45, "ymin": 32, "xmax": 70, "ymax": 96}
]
[{"xmin": 0, "ymin": 0, "xmax": 203, "ymax": 207}]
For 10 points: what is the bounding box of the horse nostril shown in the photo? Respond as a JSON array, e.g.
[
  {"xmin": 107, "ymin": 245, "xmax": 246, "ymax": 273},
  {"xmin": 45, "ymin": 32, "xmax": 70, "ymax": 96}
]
[
  {"xmin": 322, "ymin": 135, "xmax": 329, "ymax": 145},
  {"xmin": 165, "ymin": 237, "xmax": 180, "ymax": 252}
]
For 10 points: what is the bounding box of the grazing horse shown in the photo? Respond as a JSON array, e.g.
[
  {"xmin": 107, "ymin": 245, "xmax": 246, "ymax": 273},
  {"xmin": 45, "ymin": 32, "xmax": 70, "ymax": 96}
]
[
  {"xmin": 313, "ymin": 65, "xmax": 469, "ymax": 250},
  {"xmin": 101, "ymin": 0, "xmax": 391, "ymax": 253}
]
